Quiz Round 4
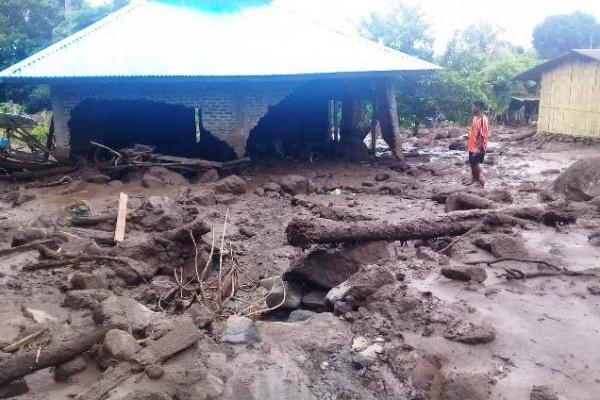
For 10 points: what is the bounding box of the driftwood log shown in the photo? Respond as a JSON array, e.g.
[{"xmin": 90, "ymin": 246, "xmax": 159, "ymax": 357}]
[
  {"xmin": 0, "ymin": 327, "xmax": 110, "ymax": 386},
  {"xmin": 286, "ymin": 207, "xmax": 576, "ymax": 248}
]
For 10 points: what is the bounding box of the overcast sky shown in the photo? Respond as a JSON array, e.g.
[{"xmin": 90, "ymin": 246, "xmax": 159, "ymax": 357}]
[{"xmin": 90, "ymin": 0, "xmax": 600, "ymax": 53}]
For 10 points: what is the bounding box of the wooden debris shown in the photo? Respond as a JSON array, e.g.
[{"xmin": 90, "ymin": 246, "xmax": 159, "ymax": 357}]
[
  {"xmin": 0, "ymin": 239, "xmax": 57, "ymax": 258},
  {"xmin": 286, "ymin": 207, "xmax": 576, "ymax": 248},
  {"xmin": 71, "ymin": 214, "xmax": 116, "ymax": 227},
  {"xmin": 0, "ymin": 326, "xmax": 110, "ymax": 386},
  {"xmin": 114, "ymin": 193, "xmax": 128, "ymax": 243},
  {"xmin": 1, "ymin": 329, "xmax": 47, "ymax": 353},
  {"xmin": 78, "ymin": 317, "xmax": 200, "ymax": 400}
]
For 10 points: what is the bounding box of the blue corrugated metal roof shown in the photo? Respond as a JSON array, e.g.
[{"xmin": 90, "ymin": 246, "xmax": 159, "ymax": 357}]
[{"xmin": 0, "ymin": 0, "xmax": 440, "ymax": 81}]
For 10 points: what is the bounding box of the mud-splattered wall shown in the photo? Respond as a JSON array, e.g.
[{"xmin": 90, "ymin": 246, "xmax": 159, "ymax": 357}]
[
  {"xmin": 538, "ymin": 60, "xmax": 600, "ymax": 137},
  {"xmin": 51, "ymin": 81, "xmax": 297, "ymax": 158}
]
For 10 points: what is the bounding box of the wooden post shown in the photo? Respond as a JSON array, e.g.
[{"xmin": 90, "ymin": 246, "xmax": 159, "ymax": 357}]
[
  {"xmin": 376, "ymin": 79, "xmax": 403, "ymax": 159},
  {"xmin": 114, "ymin": 192, "xmax": 128, "ymax": 243}
]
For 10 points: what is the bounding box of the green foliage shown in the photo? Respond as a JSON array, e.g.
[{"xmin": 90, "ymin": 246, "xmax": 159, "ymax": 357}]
[
  {"xmin": 361, "ymin": 1, "xmax": 434, "ymax": 61},
  {"xmin": 31, "ymin": 123, "xmax": 49, "ymax": 143},
  {"xmin": 533, "ymin": 12, "xmax": 600, "ymax": 59},
  {"xmin": 362, "ymin": 4, "xmax": 539, "ymax": 127},
  {"xmin": 54, "ymin": 0, "xmax": 130, "ymax": 40}
]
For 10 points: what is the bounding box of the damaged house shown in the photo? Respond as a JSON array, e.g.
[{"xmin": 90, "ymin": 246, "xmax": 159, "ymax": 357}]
[{"xmin": 0, "ymin": 0, "xmax": 439, "ymax": 162}]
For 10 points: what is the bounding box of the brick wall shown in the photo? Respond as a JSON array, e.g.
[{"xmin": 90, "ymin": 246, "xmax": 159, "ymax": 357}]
[
  {"xmin": 51, "ymin": 81, "xmax": 298, "ymax": 157},
  {"xmin": 538, "ymin": 60, "xmax": 600, "ymax": 137}
]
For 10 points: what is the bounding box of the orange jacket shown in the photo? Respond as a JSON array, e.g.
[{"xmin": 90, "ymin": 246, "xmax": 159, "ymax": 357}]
[{"xmin": 467, "ymin": 115, "xmax": 489, "ymax": 153}]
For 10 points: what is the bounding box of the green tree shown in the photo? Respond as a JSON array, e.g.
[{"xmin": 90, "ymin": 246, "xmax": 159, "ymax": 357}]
[
  {"xmin": 361, "ymin": 1, "xmax": 434, "ymax": 61},
  {"xmin": 54, "ymin": 0, "xmax": 129, "ymax": 39},
  {"xmin": 533, "ymin": 12, "xmax": 600, "ymax": 59}
]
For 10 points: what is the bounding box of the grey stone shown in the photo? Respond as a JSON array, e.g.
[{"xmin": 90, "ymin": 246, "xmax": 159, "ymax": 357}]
[
  {"xmin": 279, "ymin": 175, "xmax": 311, "ymax": 195},
  {"xmin": 444, "ymin": 318, "xmax": 496, "ymax": 344},
  {"xmin": 302, "ymin": 290, "xmax": 327, "ymax": 309},
  {"xmin": 197, "ymin": 169, "xmax": 219, "ymax": 183},
  {"xmin": 449, "ymin": 139, "xmax": 466, "ymax": 151},
  {"xmin": 287, "ymin": 309, "xmax": 317, "ymax": 322},
  {"xmin": 441, "ymin": 265, "xmax": 488, "ymax": 283},
  {"xmin": 102, "ymin": 329, "xmax": 141, "ymax": 361},
  {"xmin": 95, "ymin": 296, "xmax": 156, "ymax": 334},
  {"xmin": 0, "ymin": 379, "xmax": 29, "ymax": 398},
  {"xmin": 145, "ymin": 364, "xmax": 165, "ymax": 380},
  {"xmin": 108, "ymin": 180, "xmax": 124, "ymax": 189},
  {"xmin": 530, "ymin": 385, "xmax": 560, "ymax": 400},
  {"xmin": 62, "ymin": 289, "xmax": 112, "ymax": 310},
  {"xmin": 375, "ymin": 173, "xmax": 391, "ymax": 182},
  {"xmin": 141, "ymin": 167, "xmax": 188, "ymax": 188},
  {"xmin": 553, "ymin": 157, "xmax": 600, "ymax": 201},
  {"xmin": 70, "ymin": 272, "xmax": 108, "ymax": 290},
  {"xmin": 222, "ymin": 316, "xmax": 261, "ymax": 344},
  {"xmin": 352, "ymin": 344, "xmax": 383, "ymax": 368},
  {"xmin": 54, "ymin": 356, "xmax": 87, "ymax": 382},
  {"xmin": 441, "ymin": 372, "xmax": 492, "ymax": 400},
  {"xmin": 263, "ymin": 182, "xmax": 281, "ymax": 192},
  {"xmin": 214, "ymin": 175, "xmax": 247, "ymax": 195},
  {"xmin": 265, "ymin": 281, "xmax": 303, "ymax": 309}
]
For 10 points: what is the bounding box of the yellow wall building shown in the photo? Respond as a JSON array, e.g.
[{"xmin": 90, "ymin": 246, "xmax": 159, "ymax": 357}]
[{"xmin": 517, "ymin": 49, "xmax": 600, "ymax": 137}]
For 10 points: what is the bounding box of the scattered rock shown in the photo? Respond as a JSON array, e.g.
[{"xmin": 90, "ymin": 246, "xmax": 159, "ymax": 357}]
[
  {"xmin": 62, "ymin": 289, "xmax": 113, "ymax": 310},
  {"xmin": 214, "ymin": 175, "xmax": 247, "ymax": 195},
  {"xmin": 333, "ymin": 301, "xmax": 353, "ymax": 316},
  {"xmin": 342, "ymin": 264, "xmax": 396, "ymax": 302},
  {"xmin": 441, "ymin": 372, "xmax": 492, "ymax": 400},
  {"xmin": 302, "ymin": 290, "xmax": 327, "ymax": 309},
  {"xmin": 263, "ymin": 182, "xmax": 281, "ymax": 193},
  {"xmin": 448, "ymin": 127, "xmax": 463, "ymax": 138},
  {"xmin": 441, "ymin": 265, "xmax": 487, "ymax": 283},
  {"xmin": 587, "ymin": 285, "xmax": 600, "ymax": 296},
  {"xmin": 449, "ymin": 139, "xmax": 466, "ymax": 151},
  {"xmin": 138, "ymin": 196, "xmax": 183, "ymax": 232},
  {"xmin": 530, "ymin": 385, "xmax": 560, "ymax": 400},
  {"xmin": 445, "ymin": 318, "xmax": 496, "ymax": 344},
  {"xmin": 326, "ymin": 281, "xmax": 352, "ymax": 305},
  {"xmin": 488, "ymin": 234, "xmax": 528, "ymax": 258},
  {"xmin": 239, "ymin": 226, "xmax": 257, "ymax": 238},
  {"xmin": 265, "ymin": 280, "xmax": 303, "ymax": 309},
  {"xmin": 102, "ymin": 329, "xmax": 141, "ymax": 362},
  {"xmin": 222, "ymin": 316, "xmax": 261, "ymax": 344},
  {"xmin": 11, "ymin": 227, "xmax": 47, "ymax": 247},
  {"xmin": 553, "ymin": 157, "xmax": 600, "ymax": 201},
  {"xmin": 279, "ymin": 175, "xmax": 312, "ymax": 195},
  {"xmin": 259, "ymin": 276, "xmax": 279, "ymax": 290},
  {"xmin": 288, "ymin": 309, "xmax": 317, "ymax": 323},
  {"xmin": 94, "ymin": 296, "xmax": 156, "ymax": 334},
  {"xmin": 145, "ymin": 364, "xmax": 165, "ymax": 380},
  {"xmin": 197, "ymin": 169, "xmax": 219, "ymax": 183},
  {"xmin": 191, "ymin": 189, "xmax": 217, "ymax": 207},
  {"xmin": 54, "ymin": 356, "xmax": 87, "ymax": 382},
  {"xmin": 141, "ymin": 167, "xmax": 188, "ymax": 188},
  {"xmin": 285, "ymin": 241, "xmax": 392, "ymax": 289},
  {"xmin": 352, "ymin": 344, "xmax": 383, "ymax": 368},
  {"xmin": 187, "ymin": 303, "xmax": 215, "ymax": 330},
  {"xmin": 23, "ymin": 307, "xmax": 57, "ymax": 325},
  {"xmin": 85, "ymin": 174, "xmax": 111, "ymax": 184},
  {"xmin": 538, "ymin": 190, "xmax": 557, "ymax": 203},
  {"xmin": 417, "ymin": 246, "xmax": 449, "ymax": 264},
  {"xmin": 351, "ymin": 336, "xmax": 370, "ymax": 352},
  {"xmin": 70, "ymin": 272, "xmax": 108, "ymax": 290},
  {"xmin": 108, "ymin": 180, "xmax": 124, "ymax": 189},
  {"xmin": 375, "ymin": 173, "xmax": 391, "ymax": 182}
]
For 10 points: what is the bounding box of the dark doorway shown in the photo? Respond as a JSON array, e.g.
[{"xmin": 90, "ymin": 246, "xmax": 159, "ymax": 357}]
[{"xmin": 68, "ymin": 99, "xmax": 237, "ymax": 161}]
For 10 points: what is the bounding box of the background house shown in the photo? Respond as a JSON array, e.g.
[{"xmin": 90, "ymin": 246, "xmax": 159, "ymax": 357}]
[
  {"xmin": 0, "ymin": 0, "xmax": 439, "ymax": 161},
  {"xmin": 517, "ymin": 49, "xmax": 600, "ymax": 137}
]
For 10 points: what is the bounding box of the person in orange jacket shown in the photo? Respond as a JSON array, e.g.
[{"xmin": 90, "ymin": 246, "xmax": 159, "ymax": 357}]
[{"xmin": 465, "ymin": 100, "xmax": 489, "ymax": 187}]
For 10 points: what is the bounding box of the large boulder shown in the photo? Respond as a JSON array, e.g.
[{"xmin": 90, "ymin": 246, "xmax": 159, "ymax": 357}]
[
  {"xmin": 101, "ymin": 329, "xmax": 141, "ymax": 362},
  {"xmin": 284, "ymin": 241, "xmax": 392, "ymax": 289},
  {"xmin": 221, "ymin": 316, "xmax": 261, "ymax": 344},
  {"xmin": 279, "ymin": 175, "xmax": 313, "ymax": 196},
  {"xmin": 137, "ymin": 196, "xmax": 184, "ymax": 232},
  {"xmin": 141, "ymin": 167, "xmax": 188, "ymax": 188},
  {"xmin": 553, "ymin": 157, "xmax": 600, "ymax": 201},
  {"xmin": 214, "ymin": 175, "xmax": 247, "ymax": 195}
]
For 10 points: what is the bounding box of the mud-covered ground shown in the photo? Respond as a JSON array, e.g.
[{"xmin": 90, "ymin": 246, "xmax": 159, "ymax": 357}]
[{"xmin": 1, "ymin": 126, "xmax": 599, "ymax": 400}]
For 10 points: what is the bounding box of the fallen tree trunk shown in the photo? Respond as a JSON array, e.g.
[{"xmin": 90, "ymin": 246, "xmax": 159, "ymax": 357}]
[
  {"xmin": 286, "ymin": 207, "xmax": 576, "ymax": 248},
  {"xmin": 0, "ymin": 326, "xmax": 110, "ymax": 386},
  {"xmin": 70, "ymin": 214, "xmax": 116, "ymax": 227},
  {"xmin": 445, "ymin": 192, "xmax": 499, "ymax": 212},
  {"xmin": 0, "ymin": 166, "xmax": 78, "ymax": 181}
]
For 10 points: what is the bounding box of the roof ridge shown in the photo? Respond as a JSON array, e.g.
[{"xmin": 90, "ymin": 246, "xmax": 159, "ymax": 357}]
[
  {"xmin": 272, "ymin": 4, "xmax": 440, "ymax": 70},
  {"xmin": 1, "ymin": 1, "xmax": 147, "ymax": 76}
]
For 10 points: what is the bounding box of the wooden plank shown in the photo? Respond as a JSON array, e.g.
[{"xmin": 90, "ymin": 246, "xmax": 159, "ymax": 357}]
[{"xmin": 114, "ymin": 193, "xmax": 128, "ymax": 243}]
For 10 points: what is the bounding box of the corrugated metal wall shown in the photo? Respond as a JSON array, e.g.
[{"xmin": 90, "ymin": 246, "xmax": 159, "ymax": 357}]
[{"xmin": 538, "ymin": 60, "xmax": 600, "ymax": 137}]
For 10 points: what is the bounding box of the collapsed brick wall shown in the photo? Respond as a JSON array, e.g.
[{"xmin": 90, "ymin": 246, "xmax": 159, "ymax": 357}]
[{"xmin": 51, "ymin": 81, "xmax": 297, "ymax": 158}]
